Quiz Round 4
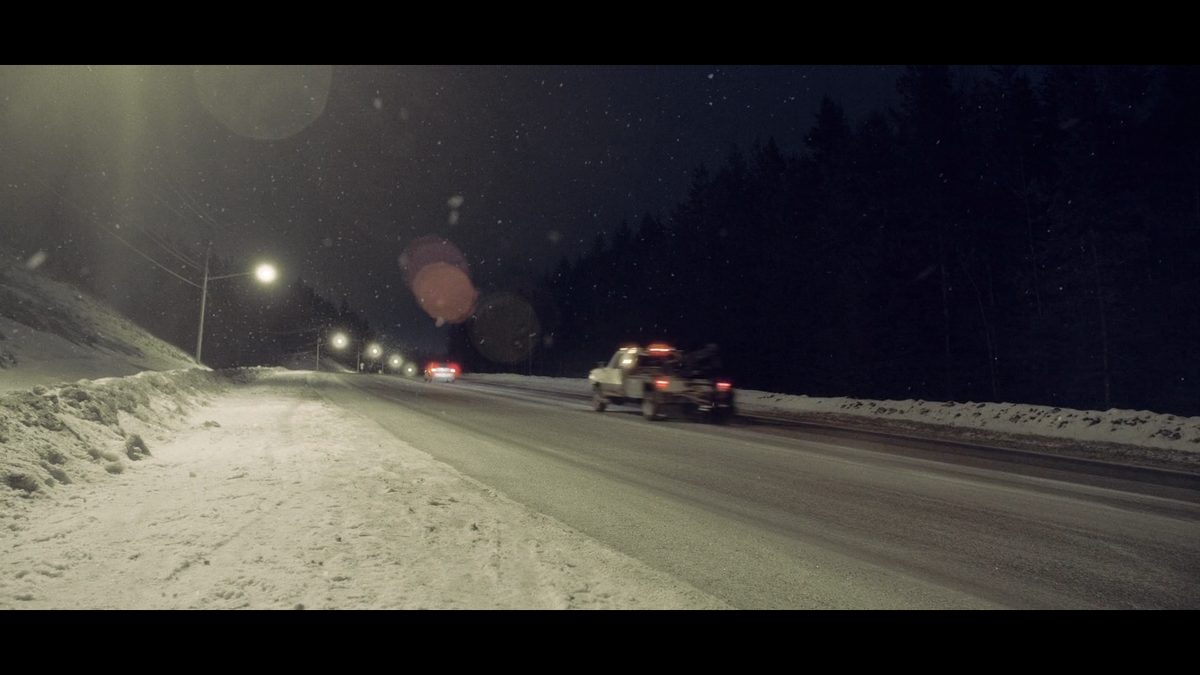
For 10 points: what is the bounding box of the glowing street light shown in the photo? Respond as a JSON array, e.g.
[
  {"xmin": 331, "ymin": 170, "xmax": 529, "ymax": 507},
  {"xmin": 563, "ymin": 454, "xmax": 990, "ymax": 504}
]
[
  {"xmin": 362, "ymin": 343, "xmax": 383, "ymax": 373},
  {"xmin": 385, "ymin": 354, "xmax": 418, "ymax": 377},
  {"xmin": 195, "ymin": 244, "xmax": 277, "ymax": 364},
  {"xmin": 346, "ymin": 341, "xmax": 383, "ymax": 373},
  {"xmin": 253, "ymin": 263, "xmax": 278, "ymax": 284},
  {"xmin": 316, "ymin": 330, "xmax": 349, "ymax": 371},
  {"xmin": 315, "ymin": 332, "xmax": 383, "ymax": 373}
]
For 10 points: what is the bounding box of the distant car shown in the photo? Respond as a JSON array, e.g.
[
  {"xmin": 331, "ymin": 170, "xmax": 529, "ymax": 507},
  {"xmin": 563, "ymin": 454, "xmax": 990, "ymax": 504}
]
[{"xmin": 424, "ymin": 362, "xmax": 459, "ymax": 382}]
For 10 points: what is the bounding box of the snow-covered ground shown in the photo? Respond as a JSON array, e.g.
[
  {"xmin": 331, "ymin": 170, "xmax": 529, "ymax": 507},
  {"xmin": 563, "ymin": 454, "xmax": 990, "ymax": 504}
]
[
  {"xmin": 0, "ymin": 368, "xmax": 731, "ymax": 608},
  {"xmin": 3, "ymin": 255, "xmax": 1199, "ymax": 608}
]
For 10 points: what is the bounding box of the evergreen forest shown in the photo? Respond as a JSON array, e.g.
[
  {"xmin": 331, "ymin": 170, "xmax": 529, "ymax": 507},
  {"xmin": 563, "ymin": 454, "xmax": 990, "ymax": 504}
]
[{"xmin": 512, "ymin": 66, "xmax": 1200, "ymax": 417}]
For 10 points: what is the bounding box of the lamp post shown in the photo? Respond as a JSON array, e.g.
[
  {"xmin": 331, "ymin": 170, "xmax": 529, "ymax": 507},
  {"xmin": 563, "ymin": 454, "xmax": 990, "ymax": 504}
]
[
  {"xmin": 528, "ymin": 331, "xmax": 537, "ymax": 376},
  {"xmin": 363, "ymin": 343, "xmax": 382, "ymax": 373},
  {"xmin": 316, "ymin": 332, "xmax": 382, "ymax": 373},
  {"xmin": 349, "ymin": 341, "xmax": 382, "ymax": 373},
  {"xmin": 195, "ymin": 242, "xmax": 277, "ymax": 364},
  {"xmin": 316, "ymin": 331, "xmax": 349, "ymax": 371}
]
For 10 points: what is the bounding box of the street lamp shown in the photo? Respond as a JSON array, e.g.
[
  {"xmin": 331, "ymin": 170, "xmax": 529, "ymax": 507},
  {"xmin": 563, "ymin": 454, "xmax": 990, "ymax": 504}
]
[
  {"xmin": 315, "ymin": 332, "xmax": 383, "ymax": 373},
  {"xmin": 195, "ymin": 243, "xmax": 277, "ymax": 364},
  {"xmin": 316, "ymin": 330, "xmax": 349, "ymax": 371},
  {"xmin": 363, "ymin": 343, "xmax": 382, "ymax": 373},
  {"xmin": 346, "ymin": 341, "xmax": 382, "ymax": 373},
  {"xmin": 528, "ymin": 331, "xmax": 537, "ymax": 376}
]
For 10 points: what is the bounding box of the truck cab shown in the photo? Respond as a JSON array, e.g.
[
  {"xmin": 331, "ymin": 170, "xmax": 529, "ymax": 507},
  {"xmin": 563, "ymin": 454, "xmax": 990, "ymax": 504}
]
[
  {"xmin": 591, "ymin": 344, "xmax": 675, "ymax": 398},
  {"xmin": 589, "ymin": 343, "xmax": 735, "ymax": 422}
]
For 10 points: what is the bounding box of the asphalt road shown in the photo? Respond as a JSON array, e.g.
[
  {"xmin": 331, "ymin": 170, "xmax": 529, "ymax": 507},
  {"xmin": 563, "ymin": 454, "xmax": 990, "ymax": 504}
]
[{"xmin": 311, "ymin": 373, "xmax": 1200, "ymax": 609}]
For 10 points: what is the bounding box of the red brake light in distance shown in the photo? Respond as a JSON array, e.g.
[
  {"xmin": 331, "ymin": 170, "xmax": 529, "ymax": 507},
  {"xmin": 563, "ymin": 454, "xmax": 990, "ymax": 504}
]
[
  {"xmin": 654, "ymin": 378, "xmax": 670, "ymax": 390},
  {"xmin": 716, "ymin": 381, "xmax": 732, "ymax": 391}
]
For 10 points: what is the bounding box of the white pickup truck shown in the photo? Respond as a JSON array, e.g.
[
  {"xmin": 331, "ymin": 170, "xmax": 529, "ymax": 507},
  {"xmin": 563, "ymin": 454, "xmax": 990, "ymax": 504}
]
[{"xmin": 588, "ymin": 343, "xmax": 736, "ymax": 422}]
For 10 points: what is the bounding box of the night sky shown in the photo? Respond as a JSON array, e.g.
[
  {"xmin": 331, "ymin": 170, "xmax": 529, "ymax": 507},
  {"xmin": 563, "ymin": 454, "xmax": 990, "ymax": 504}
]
[{"xmin": 0, "ymin": 65, "xmax": 903, "ymax": 352}]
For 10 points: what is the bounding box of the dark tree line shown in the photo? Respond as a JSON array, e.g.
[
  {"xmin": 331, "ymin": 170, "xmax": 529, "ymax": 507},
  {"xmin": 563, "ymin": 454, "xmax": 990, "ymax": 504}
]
[{"xmin": 538, "ymin": 66, "xmax": 1200, "ymax": 417}]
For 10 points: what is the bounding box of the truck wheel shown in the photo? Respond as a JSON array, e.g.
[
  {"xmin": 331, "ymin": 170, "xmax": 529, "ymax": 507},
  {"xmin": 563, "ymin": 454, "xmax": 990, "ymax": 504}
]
[
  {"xmin": 712, "ymin": 406, "xmax": 734, "ymax": 425},
  {"xmin": 642, "ymin": 393, "xmax": 661, "ymax": 421},
  {"xmin": 592, "ymin": 387, "xmax": 608, "ymax": 412}
]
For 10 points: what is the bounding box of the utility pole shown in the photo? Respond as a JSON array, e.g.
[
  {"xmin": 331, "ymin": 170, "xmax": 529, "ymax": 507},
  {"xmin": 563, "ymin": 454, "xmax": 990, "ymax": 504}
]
[
  {"xmin": 195, "ymin": 241, "xmax": 212, "ymax": 363},
  {"xmin": 528, "ymin": 332, "xmax": 536, "ymax": 376}
]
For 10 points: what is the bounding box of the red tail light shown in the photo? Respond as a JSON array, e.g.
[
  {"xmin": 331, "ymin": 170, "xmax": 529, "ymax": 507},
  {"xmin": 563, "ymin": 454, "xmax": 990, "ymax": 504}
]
[
  {"xmin": 654, "ymin": 378, "xmax": 671, "ymax": 390},
  {"xmin": 716, "ymin": 381, "xmax": 732, "ymax": 391}
]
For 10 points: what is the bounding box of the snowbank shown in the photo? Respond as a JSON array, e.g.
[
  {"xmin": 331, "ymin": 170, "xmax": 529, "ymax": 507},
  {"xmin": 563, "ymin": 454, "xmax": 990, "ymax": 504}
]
[
  {"xmin": 463, "ymin": 374, "xmax": 1200, "ymax": 473},
  {"xmin": 1, "ymin": 368, "xmax": 269, "ymax": 505}
]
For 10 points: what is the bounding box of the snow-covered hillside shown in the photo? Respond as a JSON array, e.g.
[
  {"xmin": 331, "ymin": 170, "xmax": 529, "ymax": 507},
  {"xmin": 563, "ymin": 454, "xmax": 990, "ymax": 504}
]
[{"xmin": 1, "ymin": 255, "xmax": 198, "ymax": 393}]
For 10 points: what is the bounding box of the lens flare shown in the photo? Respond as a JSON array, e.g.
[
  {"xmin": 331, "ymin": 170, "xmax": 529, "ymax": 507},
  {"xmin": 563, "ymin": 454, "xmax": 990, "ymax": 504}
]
[
  {"xmin": 469, "ymin": 291, "xmax": 540, "ymax": 364},
  {"xmin": 400, "ymin": 236, "xmax": 477, "ymax": 325},
  {"xmin": 193, "ymin": 65, "xmax": 332, "ymax": 141},
  {"xmin": 412, "ymin": 262, "xmax": 477, "ymax": 324},
  {"xmin": 399, "ymin": 236, "xmax": 469, "ymax": 287}
]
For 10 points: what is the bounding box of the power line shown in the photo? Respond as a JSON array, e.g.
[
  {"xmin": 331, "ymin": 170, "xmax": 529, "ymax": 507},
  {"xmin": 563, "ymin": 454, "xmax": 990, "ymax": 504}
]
[{"xmin": 32, "ymin": 173, "xmax": 204, "ymax": 288}]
